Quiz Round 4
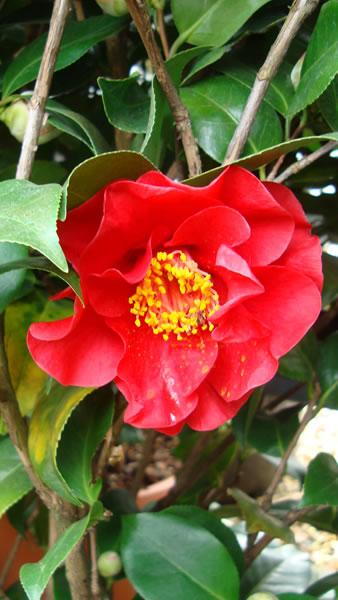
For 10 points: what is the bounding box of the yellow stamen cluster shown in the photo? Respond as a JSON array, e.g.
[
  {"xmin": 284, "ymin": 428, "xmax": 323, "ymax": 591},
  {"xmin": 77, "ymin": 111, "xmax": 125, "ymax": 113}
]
[{"xmin": 129, "ymin": 250, "xmax": 220, "ymax": 341}]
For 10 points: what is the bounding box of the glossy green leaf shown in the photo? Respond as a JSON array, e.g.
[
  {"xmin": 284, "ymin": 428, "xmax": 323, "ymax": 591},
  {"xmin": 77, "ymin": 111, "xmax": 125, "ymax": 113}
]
[
  {"xmin": 185, "ymin": 132, "xmax": 338, "ymax": 185},
  {"xmin": 241, "ymin": 542, "xmax": 312, "ymax": 597},
  {"xmin": 171, "ymin": 0, "xmax": 273, "ymax": 50},
  {"xmin": 278, "ymin": 595, "xmax": 315, "ymax": 600},
  {"xmin": 279, "ymin": 332, "xmax": 318, "ymax": 382},
  {"xmin": 5, "ymin": 294, "xmax": 72, "ymax": 416},
  {"xmin": 98, "ymin": 76, "xmax": 150, "ymax": 133},
  {"xmin": 57, "ymin": 390, "xmax": 114, "ymax": 504},
  {"xmin": 0, "ymin": 160, "xmax": 67, "ymax": 185},
  {"xmin": 318, "ymin": 76, "xmax": 338, "ymax": 131},
  {"xmin": 317, "ymin": 331, "xmax": 338, "ymax": 409},
  {"xmin": 306, "ymin": 571, "xmax": 338, "ymax": 597},
  {"xmin": 20, "ymin": 502, "xmax": 103, "ymax": 600},
  {"xmin": 142, "ymin": 47, "xmax": 206, "ymax": 165},
  {"xmin": 301, "ymin": 452, "xmax": 338, "ymax": 507},
  {"xmin": 233, "ymin": 408, "xmax": 299, "ymax": 458},
  {"xmin": 28, "ymin": 382, "xmax": 93, "ymax": 504},
  {"xmin": 181, "ymin": 46, "xmax": 227, "ymax": 84},
  {"xmin": 181, "ymin": 74, "xmax": 282, "ymax": 163},
  {"xmin": 217, "ymin": 60, "xmax": 294, "ymax": 116},
  {"xmin": 288, "ymin": 0, "xmax": 338, "ymax": 116},
  {"xmin": 63, "ymin": 150, "xmax": 155, "ymax": 218},
  {"xmin": 0, "ymin": 180, "xmax": 67, "ymax": 271},
  {"xmin": 2, "ymin": 15, "xmax": 127, "ymax": 97},
  {"xmin": 0, "ymin": 256, "xmax": 82, "ymax": 302},
  {"xmin": 121, "ymin": 512, "xmax": 239, "ymax": 600},
  {"xmin": 46, "ymin": 99, "xmax": 110, "ymax": 155},
  {"xmin": 164, "ymin": 505, "xmax": 244, "ymax": 574},
  {"xmin": 0, "ymin": 242, "xmax": 28, "ymax": 312},
  {"xmin": 0, "ymin": 437, "xmax": 33, "ymax": 517},
  {"xmin": 228, "ymin": 488, "xmax": 294, "ymax": 543}
]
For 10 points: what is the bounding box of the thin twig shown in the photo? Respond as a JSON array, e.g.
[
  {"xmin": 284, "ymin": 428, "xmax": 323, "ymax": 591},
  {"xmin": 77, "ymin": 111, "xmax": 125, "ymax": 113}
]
[
  {"xmin": 156, "ymin": 8, "xmax": 169, "ymax": 59},
  {"xmin": 16, "ymin": 0, "xmax": 70, "ymax": 179},
  {"xmin": 0, "ymin": 534, "xmax": 22, "ymax": 586},
  {"xmin": 274, "ymin": 140, "xmax": 337, "ymax": 183},
  {"xmin": 225, "ymin": 0, "xmax": 320, "ymax": 162},
  {"xmin": 125, "ymin": 0, "xmax": 201, "ymax": 177},
  {"xmin": 131, "ymin": 430, "xmax": 157, "ymax": 496},
  {"xmin": 260, "ymin": 385, "xmax": 319, "ymax": 512},
  {"xmin": 266, "ymin": 118, "xmax": 305, "ymax": 180},
  {"xmin": 89, "ymin": 529, "xmax": 101, "ymax": 600},
  {"xmin": 73, "ymin": 0, "xmax": 85, "ymax": 20}
]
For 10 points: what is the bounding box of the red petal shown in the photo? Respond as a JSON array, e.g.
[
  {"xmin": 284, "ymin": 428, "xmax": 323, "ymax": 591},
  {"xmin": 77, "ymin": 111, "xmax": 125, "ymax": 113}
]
[
  {"xmin": 27, "ymin": 301, "xmax": 124, "ymax": 386},
  {"xmin": 275, "ymin": 230, "xmax": 323, "ymax": 290},
  {"xmin": 187, "ymin": 383, "xmax": 250, "ymax": 430},
  {"xmin": 245, "ymin": 265, "xmax": 322, "ymax": 357},
  {"xmin": 166, "ymin": 206, "xmax": 250, "ymax": 268},
  {"xmin": 206, "ymin": 166, "xmax": 294, "ymax": 265},
  {"xmin": 58, "ymin": 188, "xmax": 105, "ymax": 270},
  {"xmin": 264, "ymin": 181, "xmax": 310, "ymax": 228},
  {"xmin": 111, "ymin": 317, "xmax": 218, "ymax": 429},
  {"xmin": 212, "ymin": 304, "xmax": 271, "ymax": 343}
]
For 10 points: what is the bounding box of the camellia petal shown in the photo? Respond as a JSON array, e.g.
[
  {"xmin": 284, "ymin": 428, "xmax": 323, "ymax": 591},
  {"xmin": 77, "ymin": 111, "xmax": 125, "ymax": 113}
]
[
  {"xmin": 28, "ymin": 301, "xmax": 124, "ymax": 386},
  {"xmin": 187, "ymin": 384, "xmax": 250, "ymax": 431}
]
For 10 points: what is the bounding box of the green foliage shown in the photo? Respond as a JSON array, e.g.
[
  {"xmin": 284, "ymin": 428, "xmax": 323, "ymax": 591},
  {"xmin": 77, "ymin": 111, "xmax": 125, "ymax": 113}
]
[
  {"xmin": 20, "ymin": 502, "xmax": 103, "ymax": 600},
  {"xmin": 317, "ymin": 332, "xmax": 338, "ymax": 409},
  {"xmin": 301, "ymin": 453, "xmax": 338, "ymax": 507},
  {"xmin": 0, "ymin": 437, "xmax": 32, "ymax": 517},
  {"xmin": 121, "ymin": 512, "xmax": 240, "ymax": 600},
  {"xmin": 0, "ymin": 242, "xmax": 28, "ymax": 312},
  {"xmin": 99, "ymin": 76, "xmax": 150, "ymax": 133},
  {"xmin": 0, "ymin": 180, "xmax": 67, "ymax": 271}
]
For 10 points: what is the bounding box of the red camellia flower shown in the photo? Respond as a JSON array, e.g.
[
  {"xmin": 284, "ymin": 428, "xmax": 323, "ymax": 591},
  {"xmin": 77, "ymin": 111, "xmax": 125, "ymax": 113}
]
[{"xmin": 27, "ymin": 167, "xmax": 322, "ymax": 434}]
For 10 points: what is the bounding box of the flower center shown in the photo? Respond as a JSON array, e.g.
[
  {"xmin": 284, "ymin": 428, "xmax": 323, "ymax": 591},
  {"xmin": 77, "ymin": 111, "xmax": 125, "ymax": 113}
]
[{"xmin": 129, "ymin": 250, "xmax": 220, "ymax": 341}]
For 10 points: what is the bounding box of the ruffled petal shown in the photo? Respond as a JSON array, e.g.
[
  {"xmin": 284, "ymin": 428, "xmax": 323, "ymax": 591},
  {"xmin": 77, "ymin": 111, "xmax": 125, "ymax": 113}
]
[
  {"xmin": 166, "ymin": 206, "xmax": 250, "ymax": 268},
  {"xmin": 187, "ymin": 383, "xmax": 250, "ymax": 430},
  {"xmin": 264, "ymin": 181, "xmax": 310, "ymax": 228},
  {"xmin": 275, "ymin": 229, "xmax": 323, "ymax": 290},
  {"xmin": 58, "ymin": 188, "xmax": 105, "ymax": 270},
  {"xmin": 206, "ymin": 166, "xmax": 294, "ymax": 265},
  {"xmin": 110, "ymin": 316, "xmax": 218, "ymax": 429},
  {"xmin": 27, "ymin": 300, "xmax": 124, "ymax": 386},
  {"xmin": 245, "ymin": 265, "xmax": 322, "ymax": 357}
]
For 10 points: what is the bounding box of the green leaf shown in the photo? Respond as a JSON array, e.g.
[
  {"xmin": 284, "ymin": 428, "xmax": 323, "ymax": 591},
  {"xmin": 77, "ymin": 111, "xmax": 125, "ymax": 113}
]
[
  {"xmin": 185, "ymin": 133, "xmax": 338, "ymax": 186},
  {"xmin": 279, "ymin": 332, "xmax": 318, "ymax": 382},
  {"xmin": 0, "ymin": 436, "xmax": 33, "ymax": 517},
  {"xmin": 288, "ymin": 0, "xmax": 338, "ymax": 116},
  {"xmin": 317, "ymin": 332, "xmax": 338, "ymax": 409},
  {"xmin": 318, "ymin": 76, "xmax": 338, "ymax": 131},
  {"xmin": 322, "ymin": 252, "xmax": 338, "ymax": 307},
  {"xmin": 0, "ymin": 160, "xmax": 67, "ymax": 185},
  {"xmin": 63, "ymin": 150, "xmax": 155, "ymax": 218},
  {"xmin": 98, "ymin": 76, "xmax": 150, "ymax": 133},
  {"xmin": 28, "ymin": 381, "xmax": 93, "ymax": 504},
  {"xmin": 2, "ymin": 15, "xmax": 127, "ymax": 97},
  {"xmin": 301, "ymin": 452, "xmax": 338, "ymax": 507},
  {"xmin": 46, "ymin": 99, "xmax": 110, "ymax": 155},
  {"xmin": 228, "ymin": 488, "xmax": 294, "ymax": 543},
  {"xmin": 233, "ymin": 408, "xmax": 299, "ymax": 457},
  {"xmin": 0, "ymin": 256, "xmax": 82, "ymax": 303},
  {"xmin": 164, "ymin": 505, "xmax": 244, "ymax": 574},
  {"xmin": 181, "ymin": 46, "xmax": 227, "ymax": 84},
  {"xmin": 0, "ymin": 180, "xmax": 67, "ymax": 271},
  {"xmin": 278, "ymin": 595, "xmax": 315, "ymax": 600},
  {"xmin": 20, "ymin": 502, "xmax": 103, "ymax": 600},
  {"xmin": 306, "ymin": 571, "xmax": 338, "ymax": 597},
  {"xmin": 181, "ymin": 74, "xmax": 282, "ymax": 163},
  {"xmin": 5, "ymin": 294, "xmax": 72, "ymax": 416},
  {"xmin": 0, "ymin": 242, "xmax": 28, "ymax": 312},
  {"xmin": 171, "ymin": 0, "xmax": 273, "ymax": 50},
  {"xmin": 241, "ymin": 542, "xmax": 312, "ymax": 597},
  {"xmin": 121, "ymin": 512, "xmax": 239, "ymax": 600},
  {"xmin": 57, "ymin": 390, "xmax": 114, "ymax": 504},
  {"xmin": 217, "ymin": 60, "xmax": 294, "ymax": 116}
]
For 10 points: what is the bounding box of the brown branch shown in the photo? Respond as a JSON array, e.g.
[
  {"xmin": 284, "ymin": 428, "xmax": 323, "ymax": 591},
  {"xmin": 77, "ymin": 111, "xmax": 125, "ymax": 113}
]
[
  {"xmin": 89, "ymin": 528, "xmax": 101, "ymax": 600},
  {"xmin": 125, "ymin": 0, "xmax": 201, "ymax": 177},
  {"xmin": 16, "ymin": 0, "xmax": 70, "ymax": 179},
  {"xmin": 130, "ymin": 430, "xmax": 157, "ymax": 496},
  {"xmin": 73, "ymin": 0, "xmax": 85, "ymax": 20},
  {"xmin": 0, "ymin": 533, "xmax": 22, "ymax": 586},
  {"xmin": 260, "ymin": 385, "xmax": 319, "ymax": 512},
  {"xmin": 266, "ymin": 118, "xmax": 305, "ymax": 180},
  {"xmin": 225, "ymin": 0, "xmax": 320, "ymax": 163},
  {"xmin": 273, "ymin": 140, "xmax": 337, "ymax": 183},
  {"xmin": 156, "ymin": 8, "xmax": 169, "ymax": 59}
]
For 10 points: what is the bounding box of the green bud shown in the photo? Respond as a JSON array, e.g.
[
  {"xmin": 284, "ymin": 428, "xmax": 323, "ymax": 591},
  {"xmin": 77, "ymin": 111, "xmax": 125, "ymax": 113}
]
[
  {"xmin": 0, "ymin": 100, "xmax": 59, "ymax": 144},
  {"xmin": 95, "ymin": 0, "xmax": 128, "ymax": 16},
  {"xmin": 246, "ymin": 594, "xmax": 278, "ymax": 600},
  {"xmin": 97, "ymin": 551, "xmax": 122, "ymax": 578},
  {"xmin": 148, "ymin": 0, "xmax": 166, "ymax": 9}
]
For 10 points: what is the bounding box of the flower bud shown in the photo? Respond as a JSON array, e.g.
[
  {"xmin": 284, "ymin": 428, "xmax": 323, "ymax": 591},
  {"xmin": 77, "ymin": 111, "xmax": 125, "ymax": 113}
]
[
  {"xmin": 0, "ymin": 100, "xmax": 59, "ymax": 144},
  {"xmin": 95, "ymin": 0, "xmax": 128, "ymax": 16},
  {"xmin": 97, "ymin": 551, "xmax": 122, "ymax": 577},
  {"xmin": 246, "ymin": 594, "xmax": 278, "ymax": 600}
]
